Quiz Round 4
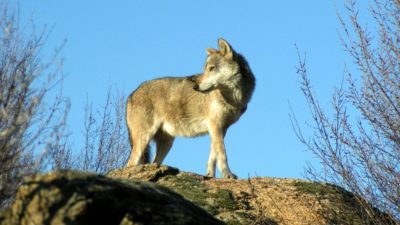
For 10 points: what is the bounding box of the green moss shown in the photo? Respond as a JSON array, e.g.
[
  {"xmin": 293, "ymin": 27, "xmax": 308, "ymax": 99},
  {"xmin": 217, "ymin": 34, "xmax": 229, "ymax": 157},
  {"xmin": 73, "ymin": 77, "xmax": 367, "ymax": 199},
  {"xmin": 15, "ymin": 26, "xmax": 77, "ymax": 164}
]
[
  {"xmin": 293, "ymin": 181, "xmax": 336, "ymax": 196},
  {"xmin": 212, "ymin": 189, "xmax": 236, "ymax": 211},
  {"xmin": 293, "ymin": 181, "xmax": 359, "ymax": 208},
  {"xmin": 165, "ymin": 175, "xmax": 205, "ymax": 202},
  {"xmin": 0, "ymin": 208, "xmax": 7, "ymax": 223},
  {"xmin": 227, "ymin": 211, "xmax": 258, "ymax": 225},
  {"xmin": 293, "ymin": 181, "xmax": 370, "ymax": 225},
  {"xmin": 159, "ymin": 174, "xmax": 236, "ymax": 215},
  {"xmin": 225, "ymin": 219, "xmax": 242, "ymax": 225}
]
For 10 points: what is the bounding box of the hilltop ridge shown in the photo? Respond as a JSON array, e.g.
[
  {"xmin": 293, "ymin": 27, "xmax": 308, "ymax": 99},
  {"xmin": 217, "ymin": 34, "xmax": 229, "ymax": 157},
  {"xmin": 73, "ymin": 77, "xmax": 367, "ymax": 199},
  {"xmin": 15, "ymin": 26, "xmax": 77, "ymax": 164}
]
[
  {"xmin": 109, "ymin": 164, "xmax": 369, "ymax": 225},
  {"xmin": 0, "ymin": 164, "xmax": 382, "ymax": 225}
]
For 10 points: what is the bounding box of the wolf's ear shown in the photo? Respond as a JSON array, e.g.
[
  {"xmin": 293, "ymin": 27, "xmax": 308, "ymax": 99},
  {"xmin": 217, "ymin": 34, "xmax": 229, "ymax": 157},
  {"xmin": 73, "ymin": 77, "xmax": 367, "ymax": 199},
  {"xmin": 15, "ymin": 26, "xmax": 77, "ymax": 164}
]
[
  {"xmin": 206, "ymin": 48, "xmax": 217, "ymax": 55},
  {"xmin": 218, "ymin": 38, "xmax": 233, "ymax": 59}
]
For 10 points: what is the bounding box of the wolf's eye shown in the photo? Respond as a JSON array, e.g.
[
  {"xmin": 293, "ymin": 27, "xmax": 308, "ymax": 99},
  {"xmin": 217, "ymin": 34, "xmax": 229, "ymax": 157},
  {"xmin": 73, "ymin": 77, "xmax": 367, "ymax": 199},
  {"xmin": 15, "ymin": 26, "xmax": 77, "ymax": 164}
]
[{"xmin": 208, "ymin": 66, "xmax": 215, "ymax": 71}]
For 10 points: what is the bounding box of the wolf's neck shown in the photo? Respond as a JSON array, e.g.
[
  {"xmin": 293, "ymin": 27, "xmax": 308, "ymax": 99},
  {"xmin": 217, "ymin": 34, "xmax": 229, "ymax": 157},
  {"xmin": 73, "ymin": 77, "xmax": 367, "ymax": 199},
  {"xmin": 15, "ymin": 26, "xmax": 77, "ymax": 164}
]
[
  {"xmin": 219, "ymin": 76, "xmax": 250, "ymax": 108},
  {"xmin": 218, "ymin": 53, "xmax": 255, "ymax": 109}
]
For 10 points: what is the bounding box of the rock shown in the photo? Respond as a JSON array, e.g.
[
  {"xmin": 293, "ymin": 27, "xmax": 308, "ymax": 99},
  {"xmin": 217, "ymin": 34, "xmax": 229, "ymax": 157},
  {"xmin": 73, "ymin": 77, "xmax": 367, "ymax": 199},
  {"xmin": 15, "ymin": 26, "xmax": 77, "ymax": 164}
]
[
  {"xmin": 109, "ymin": 164, "xmax": 387, "ymax": 225},
  {"xmin": 1, "ymin": 165, "xmax": 392, "ymax": 225},
  {"xmin": 0, "ymin": 170, "xmax": 224, "ymax": 225},
  {"xmin": 108, "ymin": 164, "xmax": 179, "ymax": 182}
]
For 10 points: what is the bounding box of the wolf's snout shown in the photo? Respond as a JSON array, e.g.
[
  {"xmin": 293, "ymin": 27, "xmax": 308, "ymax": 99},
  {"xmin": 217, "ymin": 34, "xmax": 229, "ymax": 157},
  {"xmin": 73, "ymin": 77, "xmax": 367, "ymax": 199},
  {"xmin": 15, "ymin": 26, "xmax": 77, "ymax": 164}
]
[{"xmin": 193, "ymin": 84, "xmax": 199, "ymax": 91}]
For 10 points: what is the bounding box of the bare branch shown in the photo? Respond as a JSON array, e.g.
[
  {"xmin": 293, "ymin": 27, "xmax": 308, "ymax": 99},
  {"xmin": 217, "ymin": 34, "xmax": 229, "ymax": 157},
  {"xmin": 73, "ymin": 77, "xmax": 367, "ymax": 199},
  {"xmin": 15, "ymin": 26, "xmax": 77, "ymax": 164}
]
[{"xmin": 291, "ymin": 0, "xmax": 400, "ymax": 223}]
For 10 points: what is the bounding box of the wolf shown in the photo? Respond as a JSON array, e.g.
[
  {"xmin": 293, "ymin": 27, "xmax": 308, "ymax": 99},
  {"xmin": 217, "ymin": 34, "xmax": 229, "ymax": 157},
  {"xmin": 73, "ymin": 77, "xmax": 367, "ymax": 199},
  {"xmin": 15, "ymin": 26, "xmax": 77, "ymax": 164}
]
[{"xmin": 125, "ymin": 38, "xmax": 255, "ymax": 179}]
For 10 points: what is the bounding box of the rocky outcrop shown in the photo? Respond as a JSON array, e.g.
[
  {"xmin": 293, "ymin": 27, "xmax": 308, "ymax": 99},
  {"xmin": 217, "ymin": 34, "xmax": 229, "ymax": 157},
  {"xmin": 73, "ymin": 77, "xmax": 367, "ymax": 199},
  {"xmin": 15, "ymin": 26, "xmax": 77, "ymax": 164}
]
[
  {"xmin": 0, "ymin": 165, "xmax": 384, "ymax": 225},
  {"xmin": 108, "ymin": 164, "xmax": 371, "ymax": 225},
  {"xmin": 0, "ymin": 170, "xmax": 224, "ymax": 225}
]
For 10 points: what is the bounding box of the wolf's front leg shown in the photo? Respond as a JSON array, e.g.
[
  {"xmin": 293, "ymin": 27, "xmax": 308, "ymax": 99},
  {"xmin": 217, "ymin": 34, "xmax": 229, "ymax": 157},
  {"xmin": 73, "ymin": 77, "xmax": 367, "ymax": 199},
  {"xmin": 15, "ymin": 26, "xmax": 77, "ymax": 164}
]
[
  {"xmin": 208, "ymin": 124, "xmax": 237, "ymax": 179},
  {"xmin": 206, "ymin": 148, "xmax": 217, "ymax": 177}
]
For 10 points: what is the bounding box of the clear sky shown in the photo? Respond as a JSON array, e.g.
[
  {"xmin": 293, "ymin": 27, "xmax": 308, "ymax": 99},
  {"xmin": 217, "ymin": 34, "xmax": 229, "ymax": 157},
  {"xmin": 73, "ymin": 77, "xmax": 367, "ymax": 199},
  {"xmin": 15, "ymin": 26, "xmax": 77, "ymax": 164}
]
[{"xmin": 19, "ymin": 1, "xmax": 368, "ymax": 179}]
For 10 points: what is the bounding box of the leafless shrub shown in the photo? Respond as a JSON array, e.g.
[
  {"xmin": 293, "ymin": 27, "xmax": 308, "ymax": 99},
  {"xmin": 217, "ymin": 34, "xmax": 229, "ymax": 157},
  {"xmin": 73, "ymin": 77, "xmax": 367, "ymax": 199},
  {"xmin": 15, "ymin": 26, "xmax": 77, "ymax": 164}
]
[
  {"xmin": 291, "ymin": 0, "xmax": 399, "ymax": 224},
  {"xmin": 75, "ymin": 87, "xmax": 131, "ymax": 174},
  {"xmin": 0, "ymin": 2, "xmax": 70, "ymax": 208},
  {"xmin": 0, "ymin": 0, "xmax": 135, "ymax": 213}
]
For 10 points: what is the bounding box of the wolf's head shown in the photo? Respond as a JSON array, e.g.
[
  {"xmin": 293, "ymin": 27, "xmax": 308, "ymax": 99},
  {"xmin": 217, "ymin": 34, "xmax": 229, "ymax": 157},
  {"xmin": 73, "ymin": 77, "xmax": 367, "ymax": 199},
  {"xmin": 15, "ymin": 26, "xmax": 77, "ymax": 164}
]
[{"xmin": 193, "ymin": 38, "xmax": 241, "ymax": 92}]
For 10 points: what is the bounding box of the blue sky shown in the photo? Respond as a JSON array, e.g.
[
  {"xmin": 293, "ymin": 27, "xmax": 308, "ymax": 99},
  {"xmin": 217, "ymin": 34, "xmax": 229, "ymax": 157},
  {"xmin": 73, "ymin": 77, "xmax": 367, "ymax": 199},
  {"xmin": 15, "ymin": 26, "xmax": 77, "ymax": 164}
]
[{"xmin": 19, "ymin": 1, "xmax": 368, "ymax": 178}]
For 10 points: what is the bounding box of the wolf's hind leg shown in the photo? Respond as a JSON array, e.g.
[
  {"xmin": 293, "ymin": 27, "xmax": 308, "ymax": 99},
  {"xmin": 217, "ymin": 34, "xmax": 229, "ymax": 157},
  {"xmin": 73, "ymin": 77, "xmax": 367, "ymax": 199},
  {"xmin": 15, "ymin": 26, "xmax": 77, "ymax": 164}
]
[
  {"xmin": 126, "ymin": 132, "xmax": 152, "ymax": 167},
  {"xmin": 153, "ymin": 131, "xmax": 174, "ymax": 165}
]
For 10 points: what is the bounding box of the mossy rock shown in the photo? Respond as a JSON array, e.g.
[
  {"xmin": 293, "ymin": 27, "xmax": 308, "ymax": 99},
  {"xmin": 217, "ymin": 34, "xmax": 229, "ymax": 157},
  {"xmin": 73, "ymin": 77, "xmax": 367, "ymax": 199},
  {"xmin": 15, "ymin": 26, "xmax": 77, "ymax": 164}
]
[
  {"xmin": 158, "ymin": 174, "xmax": 236, "ymax": 215},
  {"xmin": 106, "ymin": 164, "xmax": 395, "ymax": 225},
  {"xmin": 0, "ymin": 170, "xmax": 225, "ymax": 225},
  {"xmin": 293, "ymin": 181, "xmax": 391, "ymax": 225}
]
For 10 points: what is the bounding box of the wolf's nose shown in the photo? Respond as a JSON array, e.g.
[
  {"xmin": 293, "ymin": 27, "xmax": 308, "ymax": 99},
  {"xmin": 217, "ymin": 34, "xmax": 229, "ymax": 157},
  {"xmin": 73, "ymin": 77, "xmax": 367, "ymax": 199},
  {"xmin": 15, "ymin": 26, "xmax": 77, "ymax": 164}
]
[{"xmin": 193, "ymin": 84, "xmax": 199, "ymax": 91}]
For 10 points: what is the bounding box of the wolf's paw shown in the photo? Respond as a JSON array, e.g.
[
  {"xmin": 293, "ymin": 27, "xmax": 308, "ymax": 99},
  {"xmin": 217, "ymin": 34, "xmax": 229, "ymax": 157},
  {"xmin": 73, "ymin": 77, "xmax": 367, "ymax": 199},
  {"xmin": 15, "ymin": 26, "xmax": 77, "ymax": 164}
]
[
  {"xmin": 206, "ymin": 171, "xmax": 215, "ymax": 178},
  {"xmin": 223, "ymin": 171, "xmax": 238, "ymax": 179}
]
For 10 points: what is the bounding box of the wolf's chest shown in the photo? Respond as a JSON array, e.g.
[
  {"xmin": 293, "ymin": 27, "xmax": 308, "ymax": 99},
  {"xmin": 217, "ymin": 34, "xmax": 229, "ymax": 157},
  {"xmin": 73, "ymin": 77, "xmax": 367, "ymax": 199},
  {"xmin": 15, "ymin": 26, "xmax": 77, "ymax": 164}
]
[
  {"xmin": 161, "ymin": 118, "xmax": 208, "ymax": 137},
  {"xmin": 209, "ymin": 100, "xmax": 243, "ymax": 124}
]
